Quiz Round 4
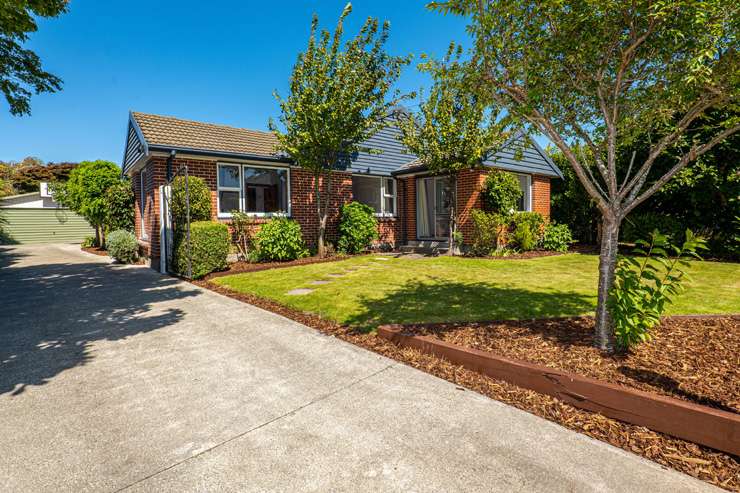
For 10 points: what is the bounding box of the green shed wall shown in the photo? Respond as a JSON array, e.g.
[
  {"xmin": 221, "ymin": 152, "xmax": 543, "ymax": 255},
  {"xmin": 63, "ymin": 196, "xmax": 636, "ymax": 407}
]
[{"xmin": 0, "ymin": 208, "xmax": 94, "ymax": 244}]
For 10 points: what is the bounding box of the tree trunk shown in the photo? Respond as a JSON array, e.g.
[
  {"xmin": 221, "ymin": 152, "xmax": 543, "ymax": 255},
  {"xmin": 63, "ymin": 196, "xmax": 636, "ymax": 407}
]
[
  {"xmin": 94, "ymin": 226, "xmax": 101, "ymax": 248},
  {"xmin": 594, "ymin": 212, "xmax": 621, "ymax": 352},
  {"xmin": 314, "ymin": 173, "xmax": 326, "ymax": 257},
  {"xmin": 447, "ymin": 174, "xmax": 457, "ymax": 256}
]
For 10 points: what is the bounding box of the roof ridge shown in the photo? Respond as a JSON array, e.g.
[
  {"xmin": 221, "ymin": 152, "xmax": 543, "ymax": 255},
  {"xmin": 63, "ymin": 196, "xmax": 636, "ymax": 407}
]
[{"xmin": 131, "ymin": 111, "xmax": 273, "ymax": 137}]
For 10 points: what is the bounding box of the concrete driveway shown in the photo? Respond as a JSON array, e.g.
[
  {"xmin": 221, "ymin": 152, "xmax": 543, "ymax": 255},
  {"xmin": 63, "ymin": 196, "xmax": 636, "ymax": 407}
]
[{"xmin": 0, "ymin": 244, "xmax": 717, "ymax": 492}]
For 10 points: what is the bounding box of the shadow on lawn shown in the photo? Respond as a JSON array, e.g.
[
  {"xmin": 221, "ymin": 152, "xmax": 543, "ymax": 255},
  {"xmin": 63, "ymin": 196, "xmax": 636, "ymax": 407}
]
[
  {"xmin": 345, "ymin": 277, "xmax": 595, "ymax": 332},
  {"xmin": 0, "ymin": 254, "xmax": 200, "ymax": 397}
]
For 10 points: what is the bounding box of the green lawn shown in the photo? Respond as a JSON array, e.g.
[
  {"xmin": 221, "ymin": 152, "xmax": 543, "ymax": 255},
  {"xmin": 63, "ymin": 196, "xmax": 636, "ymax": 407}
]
[{"xmin": 213, "ymin": 254, "xmax": 740, "ymax": 329}]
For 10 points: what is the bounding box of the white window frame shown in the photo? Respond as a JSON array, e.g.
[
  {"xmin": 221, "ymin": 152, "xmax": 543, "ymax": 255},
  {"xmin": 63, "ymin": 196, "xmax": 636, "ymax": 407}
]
[
  {"xmin": 139, "ymin": 170, "xmax": 148, "ymax": 240},
  {"xmin": 352, "ymin": 174, "xmax": 397, "ymax": 217},
  {"xmin": 515, "ymin": 173, "xmax": 532, "ymax": 212},
  {"xmin": 217, "ymin": 162, "xmax": 291, "ymax": 218}
]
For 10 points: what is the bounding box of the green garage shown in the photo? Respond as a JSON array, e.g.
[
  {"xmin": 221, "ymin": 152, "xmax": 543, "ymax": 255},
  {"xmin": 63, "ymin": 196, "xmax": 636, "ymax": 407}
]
[{"xmin": 0, "ymin": 208, "xmax": 93, "ymax": 244}]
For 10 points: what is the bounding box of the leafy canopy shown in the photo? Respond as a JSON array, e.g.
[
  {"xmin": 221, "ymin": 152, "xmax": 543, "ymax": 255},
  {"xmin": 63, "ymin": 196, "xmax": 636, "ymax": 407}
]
[
  {"xmin": 398, "ymin": 43, "xmax": 511, "ymax": 175},
  {"xmin": 58, "ymin": 160, "xmax": 120, "ymax": 228},
  {"xmin": 1, "ymin": 0, "xmax": 67, "ymax": 115},
  {"xmin": 272, "ymin": 3, "xmax": 412, "ymax": 173}
]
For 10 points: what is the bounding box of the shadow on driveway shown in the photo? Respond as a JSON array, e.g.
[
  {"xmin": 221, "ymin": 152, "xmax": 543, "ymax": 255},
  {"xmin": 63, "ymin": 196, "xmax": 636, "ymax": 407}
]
[{"xmin": 0, "ymin": 254, "xmax": 201, "ymax": 397}]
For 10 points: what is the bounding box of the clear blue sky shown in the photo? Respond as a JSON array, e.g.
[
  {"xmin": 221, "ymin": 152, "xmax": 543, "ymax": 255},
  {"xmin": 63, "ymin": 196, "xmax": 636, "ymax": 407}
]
[{"xmin": 0, "ymin": 1, "xmax": 476, "ymax": 165}]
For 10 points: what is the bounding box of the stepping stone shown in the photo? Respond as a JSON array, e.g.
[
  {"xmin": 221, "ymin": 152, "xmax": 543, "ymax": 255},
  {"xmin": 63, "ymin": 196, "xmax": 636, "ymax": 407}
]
[
  {"xmin": 286, "ymin": 288, "xmax": 314, "ymax": 296},
  {"xmin": 326, "ymin": 273, "xmax": 345, "ymax": 278},
  {"xmin": 310, "ymin": 280, "xmax": 330, "ymax": 285},
  {"xmin": 372, "ymin": 257, "xmax": 390, "ymax": 261}
]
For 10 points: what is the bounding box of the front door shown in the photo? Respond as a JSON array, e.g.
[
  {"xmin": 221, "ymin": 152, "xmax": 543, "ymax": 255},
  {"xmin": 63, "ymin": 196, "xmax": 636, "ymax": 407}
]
[{"xmin": 416, "ymin": 176, "xmax": 453, "ymax": 240}]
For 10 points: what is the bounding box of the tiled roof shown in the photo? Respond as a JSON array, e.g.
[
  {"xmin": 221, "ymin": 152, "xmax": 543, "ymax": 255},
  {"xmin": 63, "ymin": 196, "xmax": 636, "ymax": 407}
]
[{"xmin": 131, "ymin": 112, "xmax": 279, "ymax": 158}]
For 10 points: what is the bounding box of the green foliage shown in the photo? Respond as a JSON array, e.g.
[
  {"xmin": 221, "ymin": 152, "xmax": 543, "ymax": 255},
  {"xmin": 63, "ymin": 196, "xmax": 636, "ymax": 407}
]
[
  {"xmin": 230, "ymin": 211, "xmax": 256, "ymax": 261},
  {"xmin": 57, "ymin": 160, "xmax": 120, "ymax": 230},
  {"xmin": 549, "ymin": 147, "xmax": 599, "ymax": 244},
  {"xmin": 254, "ymin": 217, "xmax": 309, "ymax": 262},
  {"xmin": 469, "ymin": 209, "xmax": 506, "ymax": 256},
  {"xmin": 271, "ymin": 4, "xmax": 410, "ymax": 254},
  {"xmin": 106, "ymin": 229, "xmax": 138, "ymax": 264},
  {"xmin": 4, "ymin": 161, "xmax": 77, "ymax": 193},
  {"xmin": 509, "ymin": 212, "xmax": 545, "ymax": 251},
  {"xmin": 104, "ymin": 180, "xmax": 135, "ymax": 233},
  {"xmin": 337, "ymin": 201, "xmax": 378, "ymax": 254},
  {"xmin": 1, "ymin": 1, "xmax": 68, "ymax": 115},
  {"xmin": 81, "ymin": 236, "xmax": 95, "ymax": 248},
  {"xmin": 173, "ymin": 221, "xmax": 229, "ymax": 279},
  {"xmin": 481, "ymin": 170, "xmax": 522, "ymax": 214},
  {"xmin": 622, "ymin": 212, "xmax": 684, "ymax": 244},
  {"xmin": 610, "ymin": 230, "xmax": 707, "ymax": 350},
  {"xmin": 170, "ymin": 175, "xmax": 212, "ymax": 227},
  {"xmin": 542, "ymin": 223, "xmax": 573, "ymax": 252}
]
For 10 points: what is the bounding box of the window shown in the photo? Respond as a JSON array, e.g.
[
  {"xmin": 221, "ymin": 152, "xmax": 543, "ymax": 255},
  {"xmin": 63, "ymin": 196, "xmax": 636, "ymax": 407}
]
[
  {"xmin": 352, "ymin": 175, "xmax": 396, "ymax": 216},
  {"xmin": 217, "ymin": 163, "xmax": 289, "ymax": 217},
  {"xmin": 516, "ymin": 174, "xmax": 532, "ymax": 212}
]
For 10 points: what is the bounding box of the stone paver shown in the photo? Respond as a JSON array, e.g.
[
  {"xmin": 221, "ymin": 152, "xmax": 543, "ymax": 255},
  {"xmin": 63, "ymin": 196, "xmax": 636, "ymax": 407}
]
[
  {"xmin": 0, "ymin": 244, "xmax": 719, "ymax": 493},
  {"xmin": 286, "ymin": 288, "xmax": 314, "ymax": 296}
]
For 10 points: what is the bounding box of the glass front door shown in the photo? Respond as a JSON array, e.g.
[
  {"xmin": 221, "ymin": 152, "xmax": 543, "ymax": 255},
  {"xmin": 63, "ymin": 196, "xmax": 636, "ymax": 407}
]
[{"xmin": 416, "ymin": 176, "xmax": 453, "ymax": 239}]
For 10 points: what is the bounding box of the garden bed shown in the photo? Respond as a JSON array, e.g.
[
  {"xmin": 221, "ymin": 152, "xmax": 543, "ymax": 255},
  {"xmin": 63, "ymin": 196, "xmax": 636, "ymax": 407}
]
[
  {"xmin": 81, "ymin": 246, "xmax": 108, "ymax": 257},
  {"xmin": 470, "ymin": 249, "xmax": 564, "ymax": 260},
  {"xmin": 193, "ymin": 280, "xmax": 740, "ymax": 491}
]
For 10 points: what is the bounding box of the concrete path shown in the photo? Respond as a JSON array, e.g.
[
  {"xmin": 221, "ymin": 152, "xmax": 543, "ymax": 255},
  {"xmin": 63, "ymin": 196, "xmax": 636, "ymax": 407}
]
[{"xmin": 0, "ymin": 244, "xmax": 718, "ymax": 492}]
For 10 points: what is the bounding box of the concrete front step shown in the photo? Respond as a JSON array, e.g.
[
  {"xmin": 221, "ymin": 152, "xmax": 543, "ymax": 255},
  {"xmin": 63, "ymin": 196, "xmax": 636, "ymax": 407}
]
[{"xmin": 399, "ymin": 240, "xmax": 450, "ymax": 255}]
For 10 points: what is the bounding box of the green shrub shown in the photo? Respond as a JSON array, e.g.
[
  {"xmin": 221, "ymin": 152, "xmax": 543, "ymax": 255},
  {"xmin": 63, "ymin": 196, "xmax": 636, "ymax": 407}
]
[
  {"xmin": 542, "ymin": 223, "xmax": 573, "ymax": 252},
  {"xmin": 254, "ymin": 217, "xmax": 309, "ymax": 261},
  {"xmin": 107, "ymin": 229, "xmax": 139, "ymax": 263},
  {"xmin": 481, "ymin": 170, "xmax": 522, "ymax": 213},
  {"xmin": 469, "ymin": 209, "xmax": 506, "ymax": 256},
  {"xmin": 231, "ymin": 211, "xmax": 256, "ymax": 261},
  {"xmin": 173, "ymin": 221, "xmax": 229, "ymax": 279},
  {"xmin": 170, "ymin": 175, "xmax": 212, "ymax": 227},
  {"xmin": 337, "ymin": 201, "xmax": 378, "ymax": 254},
  {"xmin": 81, "ymin": 235, "xmax": 96, "ymax": 248},
  {"xmin": 622, "ymin": 212, "xmax": 683, "ymax": 244},
  {"xmin": 610, "ymin": 229, "xmax": 706, "ymax": 350},
  {"xmin": 511, "ymin": 221, "xmax": 536, "ymax": 251},
  {"xmin": 511, "ymin": 212, "xmax": 545, "ymax": 250},
  {"xmin": 105, "ymin": 180, "xmax": 135, "ymax": 232}
]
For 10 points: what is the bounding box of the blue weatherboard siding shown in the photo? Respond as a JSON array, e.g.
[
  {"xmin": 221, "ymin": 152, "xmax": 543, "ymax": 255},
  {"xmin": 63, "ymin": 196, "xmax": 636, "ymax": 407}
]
[
  {"xmin": 482, "ymin": 134, "xmax": 562, "ymax": 178},
  {"xmin": 349, "ymin": 125, "xmax": 417, "ymax": 176}
]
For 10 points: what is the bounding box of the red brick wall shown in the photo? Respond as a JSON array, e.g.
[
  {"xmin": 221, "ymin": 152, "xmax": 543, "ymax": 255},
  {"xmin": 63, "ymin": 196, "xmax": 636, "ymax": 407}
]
[
  {"xmin": 456, "ymin": 169, "xmax": 488, "ymax": 244},
  {"xmin": 290, "ymin": 168, "xmax": 353, "ymax": 247},
  {"xmin": 532, "ymin": 175, "xmax": 551, "ymax": 218},
  {"xmin": 399, "ymin": 176, "xmax": 416, "ymax": 242}
]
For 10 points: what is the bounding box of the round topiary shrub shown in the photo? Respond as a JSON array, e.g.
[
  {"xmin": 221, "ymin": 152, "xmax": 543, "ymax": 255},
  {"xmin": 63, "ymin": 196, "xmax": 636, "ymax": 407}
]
[
  {"xmin": 542, "ymin": 223, "xmax": 573, "ymax": 252},
  {"xmin": 105, "ymin": 180, "xmax": 135, "ymax": 232},
  {"xmin": 107, "ymin": 229, "xmax": 139, "ymax": 263},
  {"xmin": 173, "ymin": 221, "xmax": 229, "ymax": 279},
  {"xmin": 481, "ymin": 170, "xmax": 522, "ymax": 214},
  {"xmin": 254, "ymin": 217, "xmax": 309, "ymax": 261},
  {"xmin": 170, "ymin": 175, "xmax": 212, "ymax": 226},
  {"xmin": 337, "ymin": 201, "xmax": 379, "ymax": 254}
]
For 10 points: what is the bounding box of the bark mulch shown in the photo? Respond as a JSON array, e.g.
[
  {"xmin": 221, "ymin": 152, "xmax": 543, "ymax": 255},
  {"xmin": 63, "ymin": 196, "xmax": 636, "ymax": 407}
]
[
  {"xmin": 203, "ymin": 254, "xmax": 360, "ymax": 281},
  {"xmin": 81, "ymin": 246, "xmax": 108, "ymax": 257},
  {"xmin": 195, "ymin": 280, "xmax": 740, "ymax": 491}
]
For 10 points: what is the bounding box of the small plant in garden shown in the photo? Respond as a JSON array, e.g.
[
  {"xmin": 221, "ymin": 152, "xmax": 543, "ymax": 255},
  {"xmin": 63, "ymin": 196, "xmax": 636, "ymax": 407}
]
[
  {"xmin": 106, "ymin": 229, "xmax": 138, "ymax": 264},
  {"xmin": 230, "ymin": 211, "xmax": 255, "ymax": 261},
  {"xmin": 542, "ymin": 223, "xmax": 573, "ymax": 252},
  {"xmin": 253, "ymin": 217, "xmax": 309, "ymax": 261},
  {"xmin": 469, "ymin": 209, "xmax": 506, "ymax": 256},
  {"xmin": 105, "ymin": 180, "xmax": 135, "ymax": 233},
  {"xmin": 510, "ymin": 212, "xmax": 545, "ymax": 251},
  {"xmin": 170, "ymin": 176, "xmax": 211, "ymax": 226},
  {"xmin": 81, "ymin": 235, "xmax": 96, "ymax": 248},
  {"xmin": 609, "ymin": 229, "xmax": 707, "ymax": 350},
  {"xmin": 481, "ymin": 170, "xmax": 522, "ymax": 214},
  {"xmin": 337, "ymin": 201, "xmax": 378, "ymax": 254},
  {"xmin": 173, "ymin": 221, "xmax": 229, "ymax": 279}
]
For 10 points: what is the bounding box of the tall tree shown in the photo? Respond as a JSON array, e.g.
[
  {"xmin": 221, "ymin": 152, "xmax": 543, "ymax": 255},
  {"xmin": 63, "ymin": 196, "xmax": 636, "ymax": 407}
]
[
  {"xmin": 431, "ymin": 0, "xmax": 739, "ymax": 352},
  {"xmin": 272, "ymin": 3, "xmax": 411, "ymax": 256},
  {"xmin": 398, "ymin": 43, "xmax": 512, "ymax": 254},
  {"xmin": 54, "ymin": 160, "xmax": 120, "ymax": 247},
  {"xmin": 1, "ymin": 0, "xmax": 67, "ymax": 116}
]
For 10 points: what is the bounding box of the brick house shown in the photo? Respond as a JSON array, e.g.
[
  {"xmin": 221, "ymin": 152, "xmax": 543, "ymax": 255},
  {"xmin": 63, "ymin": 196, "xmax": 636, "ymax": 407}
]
[{"xmin": 122, "ymin": 112, "xmax": 562, "ymax": 269}]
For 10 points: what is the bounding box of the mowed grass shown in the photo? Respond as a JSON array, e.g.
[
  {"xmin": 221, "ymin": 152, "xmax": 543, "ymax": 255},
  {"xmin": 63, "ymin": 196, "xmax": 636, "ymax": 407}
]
[{"xmin": 213, "ymin": 254, "xmax": 740, "ymax": 329}]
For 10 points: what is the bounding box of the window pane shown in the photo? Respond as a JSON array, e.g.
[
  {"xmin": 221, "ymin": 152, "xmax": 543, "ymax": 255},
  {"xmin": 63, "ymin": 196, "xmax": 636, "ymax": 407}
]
[
  {"xmin": 383, "ymin": 196, "xmax": 395, "ymax": 215},
  {"xmin": 244, "ymin": 167, "xmax": 287, "ymax": 213},
  {"xmin": 219, "ymin": 165, "xmax": 240, "ymax": 188},
  {"xmin": 219, "ymin": 190, "xmax": 240, "ymax": 214},
  {"xmin": 517, "ymin": 174, "xmax": 530, "ymax": 211},
  {"xmin": 352, "ymin": 176, "xmax": 381, "ymax": 213},
  {"xmin": 383, "ymin": 177, "xmax": 394, "ymax": 196}
]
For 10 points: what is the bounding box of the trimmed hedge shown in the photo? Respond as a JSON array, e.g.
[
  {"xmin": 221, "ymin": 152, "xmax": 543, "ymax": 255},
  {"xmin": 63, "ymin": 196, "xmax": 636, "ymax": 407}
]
[
  {"xmin": 254, "ymin": 217, "xmax": 309, "ymax": 261},
  {"xmin": 337, "ymin": 201, "xmax": 378, "ymax": 254},
  {"xmin": 173, "ymin": 221, "xmax": 229, "ymax": 279},
  {"xmin": 107, "ymin": 229, "xmax": 138, "ymax": 263}
]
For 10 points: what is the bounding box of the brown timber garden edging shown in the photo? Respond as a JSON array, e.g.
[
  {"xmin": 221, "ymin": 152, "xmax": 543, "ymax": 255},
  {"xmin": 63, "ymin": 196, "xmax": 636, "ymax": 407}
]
[{"xmin": 377, "ymin": 324, "xmax": 740, "ymax": 456}]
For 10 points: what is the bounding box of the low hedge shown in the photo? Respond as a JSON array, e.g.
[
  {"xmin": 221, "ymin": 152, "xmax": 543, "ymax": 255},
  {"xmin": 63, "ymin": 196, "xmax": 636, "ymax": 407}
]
[
  {"xmin": 253, "ymin": 217, "xmax": 309, "ymax": 261},
  {"xmin": 173, "ymin": 221, "xmax": 229, "ymax": 279}
]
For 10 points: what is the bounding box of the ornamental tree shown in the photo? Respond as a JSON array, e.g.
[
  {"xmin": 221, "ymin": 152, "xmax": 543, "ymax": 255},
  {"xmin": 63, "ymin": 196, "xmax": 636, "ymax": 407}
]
[
  {"xmin": 398, "ymin": 44, "xmax": 511, "ymax": 254},
  {"xmin": 272, "ymin": 3, "xmax": 411, "ymax": 256},
  {"xmin": 431, "ymin": 0, "xmax": 740, "ymax": 352},
  {"xmin": 1, "ymin": 0, "xmax": 67, "ymax": 115},
  {"xmin": 55, "ymin": 160, "xmax": 120, "ymax": 247}
]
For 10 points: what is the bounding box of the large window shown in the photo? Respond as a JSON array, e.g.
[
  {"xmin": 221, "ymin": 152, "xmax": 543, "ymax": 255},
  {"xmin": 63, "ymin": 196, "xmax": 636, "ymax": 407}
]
[
  {"xmin": 516, "ymin": 174, "xmax": 532, "ymax": 212},
  {"xmin": 352, "ymin": 175, "xmax": 396, "ymax": 216},
  {"xmin": 217, "ymin": 163, "xmax": 289, "ymax": 216}
]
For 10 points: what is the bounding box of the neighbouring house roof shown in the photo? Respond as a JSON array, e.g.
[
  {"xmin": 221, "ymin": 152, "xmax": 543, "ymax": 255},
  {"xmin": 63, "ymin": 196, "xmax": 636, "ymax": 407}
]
[
  {"xmin": 392, "ymin": 132, "xmax": 563, "ymax": 179},
  {"xmin": 121, "ymin": 112, "xmax": 562, "ymax": 179}
]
